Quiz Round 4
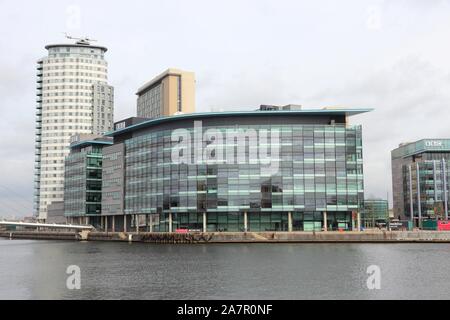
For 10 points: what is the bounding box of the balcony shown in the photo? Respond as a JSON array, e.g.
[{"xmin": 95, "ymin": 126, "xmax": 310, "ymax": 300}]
[
  {"xmin": 36, "ymin": 116, "xmax": 42, "ymax": 123},
  {"xmin": 37, "ymin": 90, "xmax": 42, "ymax": 96},
  {"xmin": 36, "ymin": 97, "xmax": 42, "ymax": 103}
]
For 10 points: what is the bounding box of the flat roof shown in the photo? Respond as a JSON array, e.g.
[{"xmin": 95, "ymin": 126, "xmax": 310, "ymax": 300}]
[
  {"xmin": 136, "ymin": 68, "xmax": 193, "ymax": 95},
  {"xmin": 45, "ymin": 43, "xmax": 108, "ymax": 52},
  {"xmin": 106, "ymin": 108, "xmax": 373, "ymax": 137},
  {"xmin": 70, "ymin": 140, "xmax": 113, "ymax": 150},
  {"xmin": 392, "ymin": 138, "xmax": 450, "ymax": 158}
]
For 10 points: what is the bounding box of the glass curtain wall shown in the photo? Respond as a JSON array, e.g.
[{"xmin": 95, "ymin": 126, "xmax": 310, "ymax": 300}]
[
  {"xmin": 64, "ymin": 146, "xmax": 103, "ymax": 219},
  {"xmin": 403, "ymin": 160, "xmax": 450, "ymax": 222},
  {"xmin": 125, "ymin": 123, "xmax": 364, "ymax": 232}
]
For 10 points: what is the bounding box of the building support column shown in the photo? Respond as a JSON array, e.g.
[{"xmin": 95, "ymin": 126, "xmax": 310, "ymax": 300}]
[
  {"xmin": 357, "ymin": 211, "xmax": 361, "ymax": 232},
  {"xmin": 416, "ymin": 162, "xmax": 422, "ymax": 228},
  {"xmin": 149, "ymin": 215, "xmax": 153, "ymax": 233},
  {"xmin": 203, "ymin": 212, "xmax": 207, "ymax": 233},
  {"xmin": 124, "ymin": 215, "xmax": 127, "ymax": 233},
  {"xmin": 323, "ymin": 211, "xmax": 328, "ymax": 232},
  {"xmin": 112, "ymin": 216, "xmax": 115, "ymax": 232},
  {"xmin": 101, "ymin": 216, "xmax": 104, "ymax": 230},
  {"xmin": 244, "ymin": 212, "xmax": 248, "ymax": 232},
  {"xmin": 434, "ymin": 160, "xmax": 438, "ymax": 206},
  {"xmin": 168, "ymin": 212, "xmax": 173, "ymax": 233},
  {"xmin": 408, "ymin": 165, "xmax": 414, "ymax": 226},
  {"xmin": 442, "ymin": 158, "xmax": 448, "ymax": 220},
  {"xmin": 352, "ymin": 212, "xmax": 356, "ymax": 231},
  {"xmin": 135, "ymin": 215, "xmax": 139, "ymax": 233},
  {"xmin": 288, "ymin": 212, "xmax": 293, "ymax": 232},
  {"xmin": 105, "ymin": 216, "xmax": 108, "ymax": 232}
]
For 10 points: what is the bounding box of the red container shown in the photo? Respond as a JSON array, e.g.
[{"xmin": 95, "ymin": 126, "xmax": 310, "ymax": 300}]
[
  {"xmin": 438, "ymin": 221, "xmax": 450, "ymax": 231},
  {"xmin": 175, "ymin": 229, "xmax": 189, "ymax": 234}
]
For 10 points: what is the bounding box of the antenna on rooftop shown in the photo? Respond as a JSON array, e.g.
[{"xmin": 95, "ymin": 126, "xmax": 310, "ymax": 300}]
[{"xmin": 63, "ymin": 32, "xmax": 97, "ymax": 45}]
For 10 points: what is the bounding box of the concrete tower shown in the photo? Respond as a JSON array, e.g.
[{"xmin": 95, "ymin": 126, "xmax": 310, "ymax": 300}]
[{"xmin": 34, "ymin": 38, "xmax": 114, "ymax": 221}]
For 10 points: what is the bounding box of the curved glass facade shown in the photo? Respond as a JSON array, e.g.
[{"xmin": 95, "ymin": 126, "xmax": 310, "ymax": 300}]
[{"xmin": 124, "ymin": 122, "xmax": 364, "ymax": 232}]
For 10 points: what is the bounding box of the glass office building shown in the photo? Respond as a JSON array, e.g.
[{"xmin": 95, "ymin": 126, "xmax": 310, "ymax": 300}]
[
  {"xmin": 64, "ymin": 135, "xmax": 113, "ymax": 227},
  {"xmin": 104, "ymin": 107, "xmax": 370, "ymax": 233},
  {"xmin": 392, "ymin": 139, "xmax": 450, "ymax": 225},
  {"xmin": 362, "ymin": 199, "xmax": 389, "ymax": 228}
]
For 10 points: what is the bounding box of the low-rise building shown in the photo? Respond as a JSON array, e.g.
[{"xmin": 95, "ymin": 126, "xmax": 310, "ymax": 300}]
[
  {"xmin": 46, "ymin": 202, "xmax": 65, "ymax": 224},
  {"xmin": 362, "ymin": 199, "xmax": 389, "ymax": 228},
  {"xmin": 64, "ymin": 135, "xmax": 113, "ymax": 227}
]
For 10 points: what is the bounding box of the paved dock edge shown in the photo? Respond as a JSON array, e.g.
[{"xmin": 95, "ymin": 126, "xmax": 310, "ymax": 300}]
[{"xmin": 2, "ymin": 230, "xmax": 450, "ymax": 243}]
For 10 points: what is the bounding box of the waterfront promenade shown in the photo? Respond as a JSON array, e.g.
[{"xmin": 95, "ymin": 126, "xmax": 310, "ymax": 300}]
[{"xmin": 2, "ymin": 230, "xmax": 450, "ymax": 244}]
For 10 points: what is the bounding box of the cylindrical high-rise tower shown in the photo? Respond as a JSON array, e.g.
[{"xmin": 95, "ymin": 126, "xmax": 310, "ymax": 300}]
[{"xmin": 34, "ymin": 39, "xmax": 114, "ymax": 221}]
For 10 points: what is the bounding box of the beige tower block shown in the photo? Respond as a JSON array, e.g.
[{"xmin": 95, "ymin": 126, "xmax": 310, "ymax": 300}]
[{"xmin": 137, "ymin": 68, "xmax": 196, "ymax": 118}]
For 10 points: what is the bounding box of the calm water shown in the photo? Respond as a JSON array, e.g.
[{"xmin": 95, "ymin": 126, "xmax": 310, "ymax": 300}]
[{"xmin": 1, "ymin": 238, "xmax": 450, "ymax": 300}]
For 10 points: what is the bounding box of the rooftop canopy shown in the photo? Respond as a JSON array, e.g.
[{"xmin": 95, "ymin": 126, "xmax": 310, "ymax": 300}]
[
  {"xmin": 392, "ymin": 139, "xmax": 450, "ymax": 159},
  {"xmin": 45, "ymin": 43, "xmax": 108, "ymax": 52},
  {"xmin": 106, "ymin": 108, "xmax": 373, "ymax": 137},
  {"xmin": 136, "ymin": 68, "xmax": 194, "ymax": 95},
  {"xmin": 70, "ymin": 139, "xmax": 113, "ymax": 150}
]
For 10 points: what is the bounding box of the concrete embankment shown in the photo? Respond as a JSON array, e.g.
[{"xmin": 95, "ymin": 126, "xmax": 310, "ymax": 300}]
[
  {"xmin": 3, "ymin": 230, "xmax": 450, "ymax": 243},
  {"xmin": 0, "ymin": 231, "xmax": 79, "ymax": 241}
]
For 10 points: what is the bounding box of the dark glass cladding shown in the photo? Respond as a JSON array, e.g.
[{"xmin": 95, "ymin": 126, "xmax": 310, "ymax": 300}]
[
  {"xmin": 64, "ymin": 145, "xmax": 103, "ymax": 218},
  {"xmin": 123, "ymin": 117, "xmax": 364, "ymax": 232}
]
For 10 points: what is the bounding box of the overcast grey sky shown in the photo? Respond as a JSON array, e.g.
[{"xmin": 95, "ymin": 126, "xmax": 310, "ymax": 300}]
[{"xmin": 1, "ymin": 0, "xmax": 450, "ymax": 218}]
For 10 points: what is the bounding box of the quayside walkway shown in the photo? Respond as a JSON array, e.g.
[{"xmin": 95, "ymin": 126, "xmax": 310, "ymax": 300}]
[{"xmin": 2, "ymin": 230, "xmax": 450, "ymax": 243}]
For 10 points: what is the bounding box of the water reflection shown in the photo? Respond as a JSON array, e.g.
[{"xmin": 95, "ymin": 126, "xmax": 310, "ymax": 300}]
[{"xmin": 1, "ymin": 239, "xmax": 450, "ymax": 300}]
